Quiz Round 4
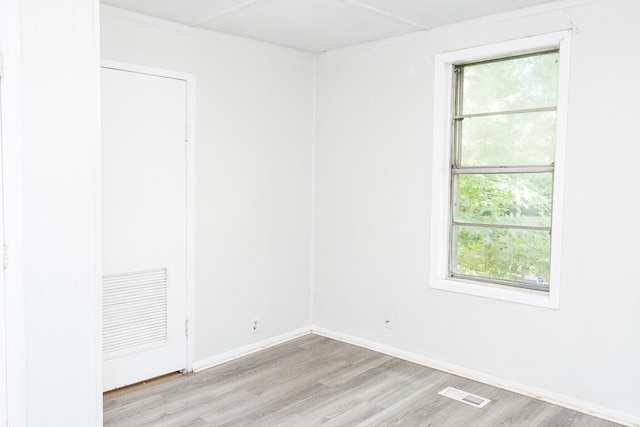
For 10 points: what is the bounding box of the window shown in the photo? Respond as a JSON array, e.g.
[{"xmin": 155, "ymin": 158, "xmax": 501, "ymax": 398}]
[
  {"xmin": 430, "ymin": 32, "xmax": 571, "ymax": 308},
  {"xmin": 451, "ymin": 50, "xmax": 558, "ymax": 290}
]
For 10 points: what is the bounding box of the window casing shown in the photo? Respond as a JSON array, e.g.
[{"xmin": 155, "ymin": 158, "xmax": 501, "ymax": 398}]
[{"xmin": 430, "ymin": 32, "xmax": 571, "ymax": 308}]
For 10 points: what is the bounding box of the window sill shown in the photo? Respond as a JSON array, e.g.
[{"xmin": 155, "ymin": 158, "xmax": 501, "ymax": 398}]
[{"xmin": 431, "ymin": 277, "xmax": 559, "ymax": 309}]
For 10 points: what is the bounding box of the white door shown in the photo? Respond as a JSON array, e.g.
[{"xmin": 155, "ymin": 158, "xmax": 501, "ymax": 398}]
[{"xmin": 101, "ymin": 66, "xmax": 187, "ymax": 391}]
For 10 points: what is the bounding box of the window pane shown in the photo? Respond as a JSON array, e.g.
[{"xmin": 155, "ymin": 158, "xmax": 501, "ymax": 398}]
[
  {"xmin": 453, "ymin": 173, "xmax": 552, "ymax": 227},
  {"xmin": 461, "ymin": 52, "xmax": 559, "ymax": 115},
  {"xmin": 452, "ymin": 225, "xmax": 551, "ymax": 286},
  {"xmin": 459, "ymin": 111, "xmax": 556, "ymax": 167}
]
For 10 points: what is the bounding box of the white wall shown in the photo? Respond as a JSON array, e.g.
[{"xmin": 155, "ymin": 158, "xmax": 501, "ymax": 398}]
[
  {"xmin": 101, "ymin": 0, "xmax": 640, "ymax": 424},
  {"xmin": 314, "ymin": 0, "xmax": 640, "ymax": 423},
  {"xmin": 16, "ymin": 0, "xmax": 102, "ymax": 425},
  {"xmin": 101, "ymin": 7, "xmax": 314, "ymax": 362}
]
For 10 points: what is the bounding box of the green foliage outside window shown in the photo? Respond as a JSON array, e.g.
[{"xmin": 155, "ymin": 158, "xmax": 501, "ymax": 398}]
[{"xmin": 453, "ymin": 174, "xmax": 552, "ymax": 283}]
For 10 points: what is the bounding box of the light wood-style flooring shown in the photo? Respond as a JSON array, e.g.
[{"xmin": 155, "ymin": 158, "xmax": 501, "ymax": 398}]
[{"xmin": 104, "ymin": 334, "xmax": 623, "ymax": 426}]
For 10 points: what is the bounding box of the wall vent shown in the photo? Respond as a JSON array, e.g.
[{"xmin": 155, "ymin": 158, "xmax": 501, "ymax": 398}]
[
  {"xmin": 103, "ymin": 268, "xmax": 168, "ymax": 356},
  {"xmin": 438, "ymin": 386, "xmax": 491, "ymax": 408}
]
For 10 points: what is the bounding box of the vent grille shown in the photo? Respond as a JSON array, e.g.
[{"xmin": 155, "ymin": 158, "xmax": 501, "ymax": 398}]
[
  {"xmin": 103, "ymin": 268, "xmax": 168, "ymax": 355},
  {"xmin": 439, "ymin": 386, "xmax": 491, "ymax": 408}
]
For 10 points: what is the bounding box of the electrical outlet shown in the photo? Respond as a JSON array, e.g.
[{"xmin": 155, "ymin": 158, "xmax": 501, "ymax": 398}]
[
  {"xmin": 251, "ymin": 317, "xmax": 261, "ymax": 334},
  {"xmin": 384, "ymin": 312, "xmax": 393, "ymax": 329}
]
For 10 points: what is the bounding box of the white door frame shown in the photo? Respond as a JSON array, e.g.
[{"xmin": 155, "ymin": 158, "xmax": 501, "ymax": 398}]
[
  {"xmin": 0, "ymin": 1, "xmax": 26, "ymax": 424},
  {"xmin": 100, "ymin": 59, "xmax": 197, "ymax": 373}
]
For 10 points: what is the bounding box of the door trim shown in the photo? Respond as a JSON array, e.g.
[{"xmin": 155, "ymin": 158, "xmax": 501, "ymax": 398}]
[
  {"xmin": 100, "ymin": 59, "xmax": 197, "ymax": 373},
  {"xmin": 0, "ymin": 2, "xmax": 27, "ymax": 424}
]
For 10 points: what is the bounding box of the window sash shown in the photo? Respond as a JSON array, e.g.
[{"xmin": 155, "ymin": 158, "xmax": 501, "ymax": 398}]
[
  {"xmin": 453, "ymin": 105, "xmax": 556, "ymax": 120},
  {"xmin": 448, "ymin": 52, "xmax": 558, "ymax": 292},
  {"xmin": 448, "ymin": 171, "xmax": 554, "ymax": 291},
  {"xmin": 449, "ymin": 271, "xmax": 551, "ymax": 292}
]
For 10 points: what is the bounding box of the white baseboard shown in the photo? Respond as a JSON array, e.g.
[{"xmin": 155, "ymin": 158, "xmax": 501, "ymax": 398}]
[
  {"xmin": 192, "ymin": 326, "xmax": 312, "ymax": 372},
  {"xmin": 311, "ymin": 326, "xmax": 639, "ymax": 427}
]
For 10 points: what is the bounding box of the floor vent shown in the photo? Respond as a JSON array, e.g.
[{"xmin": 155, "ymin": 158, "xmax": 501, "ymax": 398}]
[{"xmin": 438, "ymin": 386, "xmax": 491, "ymax": 408}]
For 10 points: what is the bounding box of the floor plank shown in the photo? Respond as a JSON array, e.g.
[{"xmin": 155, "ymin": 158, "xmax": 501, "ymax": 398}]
[{"xmin": 104, "ymin": 334, "xmax": 624, "ymax": 426}]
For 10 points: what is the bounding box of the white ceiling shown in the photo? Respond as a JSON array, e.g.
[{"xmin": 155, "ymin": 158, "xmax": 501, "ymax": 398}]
[{"xmin": 101, "ymin": 0, "xmax": 565, "ymax": 53}]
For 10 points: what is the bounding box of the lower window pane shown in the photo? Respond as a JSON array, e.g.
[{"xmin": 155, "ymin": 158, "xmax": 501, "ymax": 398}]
[
  {"xmin": 452, "ymin": 225, "xmax": 551, "ymax": 287},
  {"xmin": 453, "ymin": 172, "xmax": 553, "ymax": 227}
]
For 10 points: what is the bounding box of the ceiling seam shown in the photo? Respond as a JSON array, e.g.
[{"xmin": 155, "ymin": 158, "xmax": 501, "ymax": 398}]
[
  {"xmin": 188, "ymin": 0, "xmax": 266, "ymax": 26},
  {"xmin": 340, "ymin": 0, "xmax": 428, "ymax": 30}
]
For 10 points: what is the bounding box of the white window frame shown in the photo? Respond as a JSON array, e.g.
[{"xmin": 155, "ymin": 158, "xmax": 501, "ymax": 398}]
[{"xmin": 430, "ymin": 31, "xmax": 571, "ymax": 309}]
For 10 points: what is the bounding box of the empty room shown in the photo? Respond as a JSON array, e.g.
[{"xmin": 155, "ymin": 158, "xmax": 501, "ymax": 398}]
[{"xmin": 0, "ymin": 0, "xmax": 639, "ymax": 425}]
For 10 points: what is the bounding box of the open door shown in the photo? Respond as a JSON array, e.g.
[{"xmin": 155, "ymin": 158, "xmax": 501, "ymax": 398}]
[{"xmin": 101, "ymin": 65, "xmax": 188, "ymax": 391}]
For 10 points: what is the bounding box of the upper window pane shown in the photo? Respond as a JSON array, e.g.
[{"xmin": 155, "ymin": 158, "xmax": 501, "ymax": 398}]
[
  {"xmin": 459, "ymin": 111, "xmax": 557, "ymax": 167},
  {"xmin": 460, "ymin": 51, "xmax": 559, "ymax": 115}
]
